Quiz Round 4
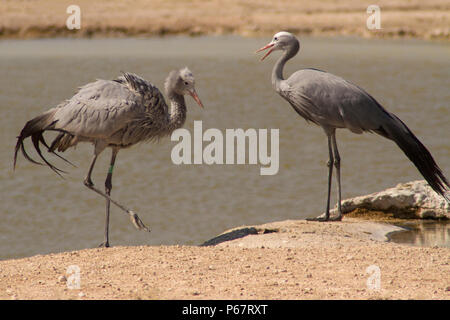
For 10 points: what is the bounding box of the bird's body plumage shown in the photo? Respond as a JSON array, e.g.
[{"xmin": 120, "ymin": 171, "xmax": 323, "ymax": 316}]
[
  {"xmin": 257, "ymin": 31, "xmax": 449, "ymax": 220},
  {"xmin": 14, "ymin": 68, "xmax": 203, "ymax": 246},
  {"xmin": 281, "ymin": 68, "xmax": 391, "ymax": 132},
  {"xmin": 34, "ymin": 73, "xmax": 174, "ymax": 151},
  {"xmin": 282, "ymin": 68, "xmax": 449, "ymax": 199}
]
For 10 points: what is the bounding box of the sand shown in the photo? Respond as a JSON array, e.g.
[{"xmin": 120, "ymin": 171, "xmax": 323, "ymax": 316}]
[
  {"xmin": 1, "ymin": 1, "xmax": 449, "ymax": 300},
  {"xmin": 0, "ymin": 0, "xmax": 449, "ymax": 40},
  {"xmin": 1, "ymin": 218, "xmax": 449, "ymax": 300}
]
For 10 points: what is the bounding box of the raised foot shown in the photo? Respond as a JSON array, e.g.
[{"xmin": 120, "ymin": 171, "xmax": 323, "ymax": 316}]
[
  {"xmin": 83, "ymin": 178, "xmax": 94, "ymax": 188},
  {"xmin": 128, "ymin": 211, "xmax": 151, "ymax": 232}
]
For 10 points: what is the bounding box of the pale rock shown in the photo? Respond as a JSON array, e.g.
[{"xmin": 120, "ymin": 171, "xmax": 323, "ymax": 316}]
[{"xmin": 334, "ymin": 180, "xmax": 449, "ymax": 219}]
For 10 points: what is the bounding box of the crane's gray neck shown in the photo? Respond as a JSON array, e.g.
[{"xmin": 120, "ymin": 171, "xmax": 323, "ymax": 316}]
[
  {"xmin": 166, "ymin": 92, "xmax": 187, "ymax": 132},
  {"xmin": 164, "ymin": 70, "xmax": 187, "ymax": 133},
  {"xmin": 272, "ymin": 40, "xmax": 300, "ymax": 92}
]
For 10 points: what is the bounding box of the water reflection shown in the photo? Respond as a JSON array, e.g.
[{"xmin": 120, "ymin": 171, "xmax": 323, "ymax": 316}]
[{"xmin": 389, "ymin": 220, "xmax": 450, "ymax": 248}]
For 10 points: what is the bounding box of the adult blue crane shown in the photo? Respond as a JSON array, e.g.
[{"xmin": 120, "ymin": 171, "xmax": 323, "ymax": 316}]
[
  {"xmin": 14, "ymin": 68, "xmax": 203, "ymax": 246},
  {"xmin": 256, "ymin": 31, "xmax": 449, "ymax": 221}
]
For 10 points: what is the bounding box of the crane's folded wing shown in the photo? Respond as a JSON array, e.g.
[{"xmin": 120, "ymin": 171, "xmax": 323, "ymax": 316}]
[
  {"xmin": 284, "ymin": 69, "xmax": 393, "ymax": 134},
  {"xmin": 51, "ymin": 76, "xmax": 168, "ymax": 142}
]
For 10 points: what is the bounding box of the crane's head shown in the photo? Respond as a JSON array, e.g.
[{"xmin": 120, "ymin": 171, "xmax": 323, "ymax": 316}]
[
  {"xmin": 255, "ymin": 31, "xmax": 298, "ymax": 61},
  {"xmin": 167, "ymin": 67, "xmax": 204, "ymax": 108}
]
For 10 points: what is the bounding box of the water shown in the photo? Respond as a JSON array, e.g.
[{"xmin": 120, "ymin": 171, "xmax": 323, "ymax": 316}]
[
  {"xmin": 0, "ymin": 36, "xmax": 449, "ymax": 259},
  {"xmin": 389, "ymin": 221, "xmax": 450, "ymax": 248}
]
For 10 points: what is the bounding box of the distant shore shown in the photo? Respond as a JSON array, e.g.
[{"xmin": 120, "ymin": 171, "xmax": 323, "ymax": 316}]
[
  {"xmin": 0, "ymin": 0, "xmax": 449, "ymax": 41},
  {"xmin": 1, "ymin": 217, "xmax": 449, "ymax": 300}
]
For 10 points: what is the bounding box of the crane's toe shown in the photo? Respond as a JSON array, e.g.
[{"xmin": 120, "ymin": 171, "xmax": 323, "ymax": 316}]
[
  {"xmin": 306, "ymin": 216, "xmax": 328, "ymax": 222},
  {"xmin": 83, "ymin": 178, "xmax": 94, "ymax": 188},
  {"xmin": 128, "ymin": 211, "xmax": 151, "ymax": 232},
  {"xmin": 98, "ymin": 241, "xmax": 110, "ymax": 248},
  {"xmin": 326, "ymin": 215, "xmax": 342, "ymax": 222},
  {"xmin": 306, "ymin": 213, "xmax": 342, "ymax": 222}
]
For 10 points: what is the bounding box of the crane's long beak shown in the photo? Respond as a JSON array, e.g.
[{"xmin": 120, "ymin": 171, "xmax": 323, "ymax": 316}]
[
  {"xmin": 255, "ymin": 43, "xmax": 275, "ymax": 61},
  {"xmin": 189, "ymin": 89, "xmax": 204, "ymax": 108}
]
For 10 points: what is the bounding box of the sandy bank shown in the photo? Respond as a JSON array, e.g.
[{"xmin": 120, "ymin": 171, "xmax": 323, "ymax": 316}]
[
  {"xmin": 0, "ymin": 0, "xmax": 449, "ymax": 40},
  {"xmin": 1, "ymin": 217, "xmax": 448, "ymax": 300}
]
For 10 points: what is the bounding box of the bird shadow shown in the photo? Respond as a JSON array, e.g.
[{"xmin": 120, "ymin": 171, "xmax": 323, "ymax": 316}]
[{"xmin": 200, "ymin": 227, "xmax": 278, "ymax": 246}]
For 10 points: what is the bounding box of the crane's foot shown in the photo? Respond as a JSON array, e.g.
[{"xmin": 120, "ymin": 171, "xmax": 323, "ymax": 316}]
[
  {"xmin": 327, "ymin": 215, "xmax": 342, "ymax": 222},
  {"xmin": 306, "ymin": 216, "xmax": 328, "ymax": 222},
  {"xmin": 306, "ymin": 213, "xmax": 342, "ymax": 222},
  {"xmin": 128, "ymin": 211, "xmax": 151, "ymax": 232},
  {"xmin": 83, "ymin": 178, "xmax": 94, "ymax": 188},
  {"xmin": 98, "ymin": 241, "xmax": 110, "ymax": 248}
]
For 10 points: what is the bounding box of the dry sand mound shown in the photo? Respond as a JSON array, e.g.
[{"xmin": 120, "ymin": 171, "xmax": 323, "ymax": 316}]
[{"xmin": 1, "ymin": 218, "xmax": 449, "ymax": 300}]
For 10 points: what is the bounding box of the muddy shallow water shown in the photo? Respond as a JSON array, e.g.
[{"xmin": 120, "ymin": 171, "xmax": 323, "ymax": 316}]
[
  {"xmin": 0, "ymin": 36, "xmax": 448, "ymax": 259},
  {"xmin": 389, "ymin": 220, "xmax": 450, "ymax": 248}
]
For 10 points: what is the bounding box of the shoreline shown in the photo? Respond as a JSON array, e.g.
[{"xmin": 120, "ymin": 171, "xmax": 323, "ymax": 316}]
[
  {"xmin": 1, "ymin": 1, "xmax": 449, "ymax": 41},
  {"xmin": 1, "ymin": 216, "xmax": 448, "ymax": 300},
  {"xmin": 1, "ymin": 26, "xmax": 448, "ymax": 42}
]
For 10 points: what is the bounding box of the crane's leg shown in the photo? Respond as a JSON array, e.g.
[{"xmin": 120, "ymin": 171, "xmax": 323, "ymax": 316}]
[
  {"xmin": 83, "ymin": 147, "xmax": 150, "ymax": 247},
  {"xmin": 324, "ymin": 134, "xmax": 334, "ymax": 220},
  {"xmin": 330, "ymin": 132, "xmax": 342, "ymax": 221},
  {"xmin": 307, "ymin": 134, "xmax": 334, "ymax": 221},
  {"xmin": 84, "ymin": 153, "xmax": 98, "ymax": 188},
  {"xmin": 98, "ymin": 148, "xmax": 119, "ymax": 247}
]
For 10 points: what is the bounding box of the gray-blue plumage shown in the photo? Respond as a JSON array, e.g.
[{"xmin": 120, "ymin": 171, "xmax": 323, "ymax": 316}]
[
  {"xmin": 32, "ymin": 71, "xmax": 187, "ymax": 152},
  {"xmin": 14, "ymin": 68, "xmax": 203, "ymax": 247},
  {"xmin": 283, "ymin": 69, "xmax": 395, "ymax": 133},
  {"xmin": 257, "ymin": 31, "xmax": 449, "ymax": 221}
]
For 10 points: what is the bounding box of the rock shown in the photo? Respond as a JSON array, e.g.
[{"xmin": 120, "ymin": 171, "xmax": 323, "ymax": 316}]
[
  {"xmin": 58, "ymin": 275, "xmax": 67, "ymax": 283},
  {"xmin": 335, "ymin": 180, "xmax": 449, "ymax": 219}
]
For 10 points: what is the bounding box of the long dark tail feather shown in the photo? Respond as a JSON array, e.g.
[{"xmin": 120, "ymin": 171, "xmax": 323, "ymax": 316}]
[
  {"xmin": 31, "ymin": 133, "xmax": 66, "ymax": 176},
  {"xmin": 13, "ymin": 110, "xmax": 74, "ymax": 175},
  {"xmin": 41, "ymin": 131, "xmax": 76, "ymax": 167},
  {"xmin": 16, "ymin": 139, "xmax": 42, "ymax": 166},
  {"xmin": 382, "ymin": 114, "xmax": 450, "ymax": 203}
]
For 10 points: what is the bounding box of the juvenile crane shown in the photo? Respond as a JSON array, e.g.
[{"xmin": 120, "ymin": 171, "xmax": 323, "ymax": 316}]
[
  {"xmin": 14, "ymin": 68, "xmax": 204, "ymax": 246},
  {"xmin": 256, "ymin": 31, "xmax": 449, "ymax": 221}
]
